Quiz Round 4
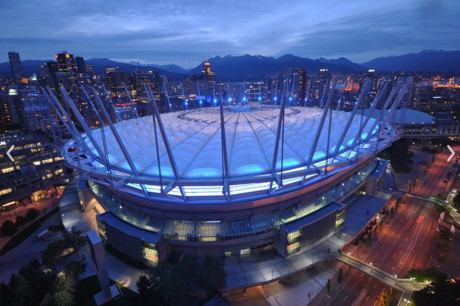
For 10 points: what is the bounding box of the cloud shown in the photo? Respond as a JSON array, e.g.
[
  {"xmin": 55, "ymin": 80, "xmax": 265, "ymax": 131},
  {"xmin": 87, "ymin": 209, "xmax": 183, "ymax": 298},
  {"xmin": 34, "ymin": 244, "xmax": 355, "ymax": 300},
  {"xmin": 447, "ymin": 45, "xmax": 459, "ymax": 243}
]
[{"xmin": 0, "ymin": 0, "xmax": 459, "ymax": 66}]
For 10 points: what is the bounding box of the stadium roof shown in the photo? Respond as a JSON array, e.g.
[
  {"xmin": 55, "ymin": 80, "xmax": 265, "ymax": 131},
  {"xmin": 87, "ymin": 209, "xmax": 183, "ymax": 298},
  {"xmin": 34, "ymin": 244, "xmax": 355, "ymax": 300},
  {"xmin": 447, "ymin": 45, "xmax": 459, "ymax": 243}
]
[
  {"xmin": 84, "ymin": 106, "xmax": 377, "ymax": 180},
  {"xmin": 364, "ymin": 108, "xmax": 434, "ymax": 125}
]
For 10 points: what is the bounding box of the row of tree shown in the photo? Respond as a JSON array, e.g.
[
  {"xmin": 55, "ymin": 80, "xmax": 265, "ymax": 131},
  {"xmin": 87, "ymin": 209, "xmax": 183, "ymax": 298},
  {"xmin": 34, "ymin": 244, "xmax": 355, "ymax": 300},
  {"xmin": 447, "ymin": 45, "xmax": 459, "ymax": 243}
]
[
  {"xmin": 0, "ymin": 259, "xmax": 86, "ymax": 306},
  {"xmin": 0, "ymin": 208, "xmax": 40, "ymax": 236}
]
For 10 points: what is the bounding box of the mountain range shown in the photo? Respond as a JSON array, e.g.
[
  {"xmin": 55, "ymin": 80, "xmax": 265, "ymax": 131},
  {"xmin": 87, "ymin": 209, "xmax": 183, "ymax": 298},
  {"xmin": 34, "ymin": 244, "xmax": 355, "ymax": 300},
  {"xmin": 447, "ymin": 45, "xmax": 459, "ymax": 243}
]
[{"xmin": 0, "ymin": 50, "xmax": 459, "ymax": 80}]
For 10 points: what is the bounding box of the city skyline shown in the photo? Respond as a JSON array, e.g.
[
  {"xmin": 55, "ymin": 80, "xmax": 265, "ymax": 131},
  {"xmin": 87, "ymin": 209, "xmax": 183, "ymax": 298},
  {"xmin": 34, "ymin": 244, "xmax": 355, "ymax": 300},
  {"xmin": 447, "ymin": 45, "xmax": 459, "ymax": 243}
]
[{"xmin": 1, "ymin": 0, "xmax": 460, "ymax": 68}]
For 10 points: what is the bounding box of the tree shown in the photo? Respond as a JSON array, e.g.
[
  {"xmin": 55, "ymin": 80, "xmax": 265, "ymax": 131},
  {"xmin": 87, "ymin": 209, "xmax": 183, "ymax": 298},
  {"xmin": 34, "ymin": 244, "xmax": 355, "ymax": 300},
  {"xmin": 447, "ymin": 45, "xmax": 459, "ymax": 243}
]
[
  {"xmin": 1, "ymin": 220, "xmax": 18, "ymax": 236},
  {"xmin": 65, "ymin": 230, "xmax": 87, "ymax": 251},
  {"xmin": 453, "ymin": 194, "xmax": 460, "ymax": 210},
  {"xmin": 410, "ymin": 268, "xmax": 460, "ymax": 306},
  {"xmin": 25, "ymin": 208, "xmax": 40, "ymax": 221},
  {"xmin": 0, "ymin": 260, "xmax": 56, "ymax": 306},
  {"xmin": 373, "ymin": 227, "xmax": 378, "ymax": 239},
  {"xmin": 326, "ymin": 279, "xmax": 331, "ymax": 295},
  {"xmin": 41, "ymin": 239, "xmax": 72, "ymax": 266},
  {"xmin": 8, "ymin": 274, "xmax": 30, "ymax": 306},
  {"xmin": 18, "ymin": 259, "xmax": 55, "ymax": 303},
  {"xmin": 435, "ymin": 193, "xmax": 446, "ymax": 201},
  {"xmin": 136, "ymin": 273, "xmax": 153, "ymax": 304},
  {"xmin": 337, "ymin": 268, "xmax": 343, "ymax": 284},
  {"xmin": 50, "ymin": 274, "xmax": 75, "ymax": 306},
  {"xmin": 198, "ymin": 255, "xmax": 225, "ymax": 296},
  {"xmin": 379, "ymin": 288, "xmax": 393, "ymax": 306},
  {"xmin": 379, "ymin": 139, "xmax": 413, "ymax": 173},
  {"xmin": 366, "ymin": 232, "xmax": 372, "ymax": 246},
  {"xmin": 15, "ymin": 215, "xmax": 26, "ymax": 227}
]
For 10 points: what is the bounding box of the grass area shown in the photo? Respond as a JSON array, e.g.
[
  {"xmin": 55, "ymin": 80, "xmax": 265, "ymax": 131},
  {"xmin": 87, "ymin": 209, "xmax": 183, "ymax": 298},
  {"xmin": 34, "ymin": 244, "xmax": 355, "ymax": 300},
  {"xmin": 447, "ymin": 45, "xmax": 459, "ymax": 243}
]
[
  {"xmin": 75, "ymin": 275, "xmax": 138, "ymax": 306},
  {"xmin": 105, "ymin": 244, "xmax": 146, "ymax": 269},
  {"xmin": 0, "ymin": 207, "xmax": 59, "ymax": 255}
]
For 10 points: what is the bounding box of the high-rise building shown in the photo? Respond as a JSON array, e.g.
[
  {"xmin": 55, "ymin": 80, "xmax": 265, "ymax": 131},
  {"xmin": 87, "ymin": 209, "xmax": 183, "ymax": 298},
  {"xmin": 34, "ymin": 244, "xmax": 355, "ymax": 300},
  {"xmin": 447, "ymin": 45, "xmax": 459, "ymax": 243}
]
[
  {"xmin": 8, "ymin": 52, "xmax": 24, "ymax": 81},
  {"xmin": 41, "ymin": 61, "xmax": 59, "ymax": 77},
  {"xmin": 76, "ymin": 56, "xmax": 86, "ymax": 73},
  {"xmin": 281, "ymin": 68, "xmax": 307, "ymax": 106},
  {"xmin": 193, "ymin": 60, "xmax": 216, "ymax": 102},
  {"xmin": 7, "ymin": 85, "xmax": 52, "ymax": 132},
  {"xmin": 55, "ymin": 52, "xmax": 77, "ymax": 76}
]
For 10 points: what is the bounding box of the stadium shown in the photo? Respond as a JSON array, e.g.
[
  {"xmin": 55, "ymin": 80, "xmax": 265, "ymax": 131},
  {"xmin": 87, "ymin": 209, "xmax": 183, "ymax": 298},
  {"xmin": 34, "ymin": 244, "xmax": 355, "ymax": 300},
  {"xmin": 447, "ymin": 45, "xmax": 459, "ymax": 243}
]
[{"xmin": 54, "ymin": 78, "xmax": 411, "ymax": 267}]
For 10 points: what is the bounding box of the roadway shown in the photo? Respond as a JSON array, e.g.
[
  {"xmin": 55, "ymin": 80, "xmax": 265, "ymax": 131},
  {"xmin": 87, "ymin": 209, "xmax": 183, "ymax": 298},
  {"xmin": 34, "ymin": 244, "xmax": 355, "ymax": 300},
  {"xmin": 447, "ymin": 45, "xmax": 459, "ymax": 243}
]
[
  {"xmin": 409, "ymin": 145, "xmax": 459, "ymax": 197},
  {"xmin": 0, "ymin": 212, "xmax": 64, "ymax": 284}
]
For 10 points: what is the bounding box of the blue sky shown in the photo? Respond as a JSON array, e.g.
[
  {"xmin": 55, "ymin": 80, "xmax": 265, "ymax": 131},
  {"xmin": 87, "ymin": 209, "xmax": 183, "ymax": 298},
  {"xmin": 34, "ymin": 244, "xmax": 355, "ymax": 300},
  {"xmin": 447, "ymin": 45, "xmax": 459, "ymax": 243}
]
[{"xmin": 1, "ymin": 0, "xmax": 459, "ymax": 68}]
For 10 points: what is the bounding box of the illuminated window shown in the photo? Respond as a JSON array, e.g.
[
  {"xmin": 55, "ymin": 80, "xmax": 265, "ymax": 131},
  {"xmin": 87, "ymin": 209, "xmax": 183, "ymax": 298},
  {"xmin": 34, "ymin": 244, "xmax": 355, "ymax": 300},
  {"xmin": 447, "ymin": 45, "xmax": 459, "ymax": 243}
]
[
  {"xmin": 282, "ymin": 176, "xmax": 303, "ymax": 185},
  {"xmin": 1, "ymin": 167, "xmax": 14, "ymax": 174},
  {"xmin": 0, "ymin": 188, "xmax": 12, "ymax": 196},
  {"xmin": 184, "ymin": 185, "xmax": 223, "ymax": 197},
  {"xmin": 143, "ymin": 244, "xmax": 159, "ymax": 267},
  {"xmin": 33, "ymin": 161, "xmax": 41, "ymax": 166},
  {"xmin": 287, "ymin": 242, "xmax": 300, "ymax": 255},
  {"xmin": 127, "ymin": 183, "xmax": 142, "ymax": 190},
  {"xmin": 287, "ymin": 230, "xmax": 301, "ymax": 242},
  {"xmin": 42, "ymin": 158, "xmax": 53, "ymax": 164},
  {"xmin": 230, "ymin": 182, "xmax": 270, "ymax": 195},
  {"xmin": 240, "ymin": 248, "xmax": 250, "ymax": 255}
]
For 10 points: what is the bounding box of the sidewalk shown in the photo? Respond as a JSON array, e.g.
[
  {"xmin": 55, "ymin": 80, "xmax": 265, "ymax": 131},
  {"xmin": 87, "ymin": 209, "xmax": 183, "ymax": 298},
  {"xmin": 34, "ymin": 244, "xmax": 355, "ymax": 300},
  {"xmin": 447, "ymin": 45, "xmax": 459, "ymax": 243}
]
[
  {"xmin": 0, "ymin": 196, "xmax": 60, "ymax": 250},
  {"xmin": 59, "ymin": 178, "xmax": 144, "ymax": 292},
  {"xmin": 223, "ymin": 193, "xmax": 389, "ymax": 290},
  {"xmin": 58, "ymin": 176, "xmax": 392, "ymax": 293}
]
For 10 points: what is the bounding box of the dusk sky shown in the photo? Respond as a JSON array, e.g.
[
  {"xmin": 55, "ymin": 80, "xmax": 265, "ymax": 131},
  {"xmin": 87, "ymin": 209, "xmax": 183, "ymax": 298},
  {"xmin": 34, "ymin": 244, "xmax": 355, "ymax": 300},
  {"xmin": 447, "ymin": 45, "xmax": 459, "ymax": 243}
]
[{"xmin": 1, "ymin": 0, "xmax": 459, "ymax": 68}]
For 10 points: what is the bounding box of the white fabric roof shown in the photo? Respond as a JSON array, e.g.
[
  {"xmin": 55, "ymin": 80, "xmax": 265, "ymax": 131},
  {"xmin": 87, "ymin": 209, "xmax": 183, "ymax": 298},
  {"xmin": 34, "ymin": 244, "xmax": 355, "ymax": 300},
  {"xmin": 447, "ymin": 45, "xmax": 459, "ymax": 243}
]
[{"xmin": 84, "ymin": 106, "xmax": 376, "ymax": 179}]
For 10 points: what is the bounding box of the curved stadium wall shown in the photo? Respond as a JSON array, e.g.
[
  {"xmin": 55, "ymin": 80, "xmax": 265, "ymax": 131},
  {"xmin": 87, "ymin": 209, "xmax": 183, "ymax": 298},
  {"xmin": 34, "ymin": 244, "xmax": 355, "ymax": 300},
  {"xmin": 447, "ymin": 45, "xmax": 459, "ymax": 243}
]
[{"xmin": 56, "ymin": 79, "xmax": 410, "ymax": 267}]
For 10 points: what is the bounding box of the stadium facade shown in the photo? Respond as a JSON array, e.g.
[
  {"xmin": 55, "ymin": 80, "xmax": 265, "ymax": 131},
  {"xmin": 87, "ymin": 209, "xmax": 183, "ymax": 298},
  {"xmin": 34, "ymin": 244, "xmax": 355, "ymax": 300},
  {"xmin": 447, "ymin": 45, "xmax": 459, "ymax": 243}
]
[{"xmin": 49, "ymin": 77, "xmax": 412, "ymax": 267}]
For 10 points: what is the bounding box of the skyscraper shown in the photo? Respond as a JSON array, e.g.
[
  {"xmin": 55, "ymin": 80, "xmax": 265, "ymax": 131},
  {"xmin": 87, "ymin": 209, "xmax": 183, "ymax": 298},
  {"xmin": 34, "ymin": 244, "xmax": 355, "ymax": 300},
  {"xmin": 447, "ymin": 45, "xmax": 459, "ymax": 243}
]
[
  {"xmin": 75, "ymin": 56, "xmax": 86, "ymax": 73},
  {"xmin": 8, "ymin": 52, "xmax": 24, "ymax": 81},
  {"xmin": 55, "ymin": 52, "xmax": 77, "ymax": 76}
]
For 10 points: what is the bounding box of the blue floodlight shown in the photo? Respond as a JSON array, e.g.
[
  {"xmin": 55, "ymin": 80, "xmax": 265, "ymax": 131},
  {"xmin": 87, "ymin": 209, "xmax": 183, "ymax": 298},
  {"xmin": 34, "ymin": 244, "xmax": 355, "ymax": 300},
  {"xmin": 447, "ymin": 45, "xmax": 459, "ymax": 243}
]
[
  {"xmin": 274, "ymin": 96, "xmax": 278, "ymax": 101},
  {"xmin": 289, "ymin": 97, "xmax": 293, "ymax": 101},
  {"xmin": 243, "ymin": 96, "xmax": 247, "ymax": 102},
  {"xmin": 258, "ymin": 96, "xmax": 262, "ymax": 101},
  {"xmin": 213, "ymin": 98, "xmax": 217, "ymax": 104},
  {"xmin": 228, "ymin": 97, "xmax": 232, "ymax": 103},
  {"xmin": 199, "ymin": 100, "xmax": 203, "ymax": 104}
]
